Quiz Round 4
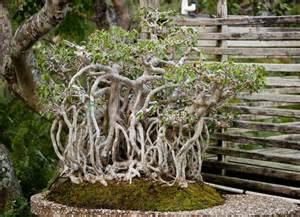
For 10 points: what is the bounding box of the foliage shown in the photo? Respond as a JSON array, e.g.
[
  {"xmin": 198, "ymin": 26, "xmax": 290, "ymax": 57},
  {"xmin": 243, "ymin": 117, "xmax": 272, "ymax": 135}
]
[
  {"xmin": 6, "ymin": 0, "xmax": 43, "ymax": 30},
  {"xmin": 37, "ymin": 10, "xmax": 265, "ymax": 188},
  {"xmin": 38, "ymin": 25, "xmax": 265, "ymax": 126},
  {"xmin": 0, "ymin": 96, "xmax": 56, "ymax": 198},
  {"xmin": 1, "ymin": 197, "xmax": 31, "ymax": 217},
  {"xmin": 55, "ymin": 0, "xmax": 96, "ymax": 42},
  {"xmin": 228, "ymin": 0, "xmax": 291, "ymax": 16},
  {"xmin": 0, "ymin": 93, "xmax": 57, "ymax": 216}
]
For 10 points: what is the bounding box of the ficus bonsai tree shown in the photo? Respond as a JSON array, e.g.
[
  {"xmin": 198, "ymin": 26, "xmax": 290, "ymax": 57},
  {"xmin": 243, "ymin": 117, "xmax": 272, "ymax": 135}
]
[{"xmin": 38, "ymin": 10, "xmax": 265, "ymax": 188}]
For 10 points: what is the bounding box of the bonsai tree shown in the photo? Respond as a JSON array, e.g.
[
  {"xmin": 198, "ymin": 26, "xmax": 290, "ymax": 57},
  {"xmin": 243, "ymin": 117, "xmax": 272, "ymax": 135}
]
[{"xmin": 38, "ymin": 10, "xmax": 265, "ymax": 188}]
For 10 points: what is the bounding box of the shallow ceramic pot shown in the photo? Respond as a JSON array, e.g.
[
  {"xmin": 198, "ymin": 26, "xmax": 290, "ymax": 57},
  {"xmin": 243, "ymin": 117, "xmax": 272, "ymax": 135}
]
[{"xmin": 31, "ymin": 192, "xmax": 300, "ymax": 217}]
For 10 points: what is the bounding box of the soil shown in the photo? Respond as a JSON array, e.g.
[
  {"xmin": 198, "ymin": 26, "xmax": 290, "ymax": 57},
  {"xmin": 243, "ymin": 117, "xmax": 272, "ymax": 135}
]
[{"xmin": 47, "ymin": 178, "xmax": 224, "ymax": 212}]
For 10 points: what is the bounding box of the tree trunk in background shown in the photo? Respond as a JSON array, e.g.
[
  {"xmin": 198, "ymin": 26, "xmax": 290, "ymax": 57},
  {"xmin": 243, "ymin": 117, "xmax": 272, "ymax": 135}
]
[
  {"xmin": 0, "ymin": 3, "xmax": 12, "ymax": 89},
  {"xmin": 0, "ymin": 0, "xmax": 70, "ymax": 112},
  {"xmin": 0, "ymin": 144, "xmax": 22, "ymax": 212},
  {"xmin": 93, "ymin": 0, "xmax": 110, "ymax": 29},
  {"xmin": 112, "ymin": 0, "xmax": 131, "ymax": 30}
]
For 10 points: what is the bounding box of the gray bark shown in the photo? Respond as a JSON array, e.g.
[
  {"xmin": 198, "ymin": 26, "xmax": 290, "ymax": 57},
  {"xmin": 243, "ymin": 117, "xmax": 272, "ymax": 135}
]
[
  {"xmin": 0, "ymin": 0, "xmax": 70, "ymax": 111},
  {"xmin": 0, "ymin": 144, "xmax": 22, "ymax": 212},
  {"xmin": 112, "ymin": 0, "xmax": 131, "ymax": 30},
  {"xmin": 0, "ymin": 3, "xmax": 12, "ymax": 78},
  {"xmin": 93, "ymin": 0, "xmax": 110, "ymax": 29},
  {"xmin": 13, "ymin": 0, "xmax": 70, "ymax": 55}
]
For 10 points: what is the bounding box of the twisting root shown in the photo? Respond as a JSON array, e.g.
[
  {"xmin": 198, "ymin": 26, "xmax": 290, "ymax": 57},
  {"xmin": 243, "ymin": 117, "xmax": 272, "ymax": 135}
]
[{"xmin": 50, "ymin": 58, "xmax": 234, "ymax": 187}]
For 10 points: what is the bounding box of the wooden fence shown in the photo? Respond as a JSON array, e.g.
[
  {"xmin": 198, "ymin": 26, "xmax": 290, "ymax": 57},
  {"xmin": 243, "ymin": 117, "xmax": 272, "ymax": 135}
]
[{"xmin": 177, "ymin": 0, "xmax": 300, "ymax": 198}]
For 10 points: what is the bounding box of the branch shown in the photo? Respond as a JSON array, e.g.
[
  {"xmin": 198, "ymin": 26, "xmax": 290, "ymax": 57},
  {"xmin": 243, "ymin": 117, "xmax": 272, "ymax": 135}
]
[
  {"xmin": 13, "ymin": 0, "xmax": 70, "ymax": 55},
  {"xmin": 0, "ymin": 3, "xmax": 12, "ymax": 76}
]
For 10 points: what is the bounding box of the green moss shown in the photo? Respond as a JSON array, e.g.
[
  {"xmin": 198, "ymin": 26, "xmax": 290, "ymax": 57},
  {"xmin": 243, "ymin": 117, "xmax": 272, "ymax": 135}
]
[{"xmin": 47, "ymin": 179, "xmax": 224, "ymax": 212}]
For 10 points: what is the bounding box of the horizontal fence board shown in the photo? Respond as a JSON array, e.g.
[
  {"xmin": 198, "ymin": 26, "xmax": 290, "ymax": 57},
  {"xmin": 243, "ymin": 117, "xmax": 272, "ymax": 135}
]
[
  {"xmin": 228, "ymin": 157, "xmax": 300, "ymax": 172},
  {"xmin": 233, "ymin": 120, "xmax": 300, "ymax": 134},
  {"xmin": 197, "ymin": 32, "xmax": 300, "ymax": 40},
  {"xmin": 203, "ymin": 173, "xmax": 300, "ymax": 197},
  {"xmin": 207, "ymin": 146, "xmax": 300, "ymax": 165},
  {"xmin": 201, "ymin": 47, "xmax": 300, "ymax": 56},
  {"xmin": 197, "ymin": 40, "xmax": 218, "ymax": 47},
  {"xmin": 228, "ymin": 41, "xmax": 300, "ymax": 48},
  {"xmin": 231, "ymin": 106, "xmax": 300, "ymax": 118},
  {"xmin": 238, "ymin": 93, "xmax": 300, "ymax": 103},
  {"xmin": 266, "ymin": 77, "xmax": 300, "ymax": 87},
  {"xmin": 267, "ymin": 134, "xmax": 300, "ymax": 140},
  {"xmin": 197, "ymin": 41, "xmax": 300, "ymax": 48},
  {"xmin": 237, "ymin": 101, "xmax": 292, "ymax": 107},
  {"xmin": 191, "ymin": 55, "xmax": 300, "ymax": 60},
  {"xmin": 191, "ymin": 27, "xmax": 300, "ymax": 33},
  {"xmin": 176, "ymin": 15, "xmax": 300, "ymax": 26},
  {"xmin": 231, "ymin": 55, "xmax": 300, "ymax": 59},
  {"xmin": 214, "ymin": 133, "xmax": 300, "ymax": 150},
  {"xmin": 204, "ymin": 159, "xmax": 300, "ymax": 181},
  {"xmin": 205, "ymin": 62, "xmax": 300, "ymax": 72},
  {"xmin": 262, "ymin": 88, "xmax": 300, "ymax": 94},
  {"xmin": 239, "ymin": 114, "xmax": 273, "ymax": 121},
  {"xmin": 228, "ymin": 26, "xmax": 300, "ymax": 33},
  {"xmin": 183, "ymin": 26, "xmax": 218, "ymax": 33}
]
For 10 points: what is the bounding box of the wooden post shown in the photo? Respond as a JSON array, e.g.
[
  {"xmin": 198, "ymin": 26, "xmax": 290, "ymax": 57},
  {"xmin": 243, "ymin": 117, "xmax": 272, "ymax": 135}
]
[
  {"xmin": 139, "ymin": 0, "xmax": 160, "ymax": 8},
  {"xmin": 216, "ymin": 0, "xmax": 228, "ymax": 176},
  {"xmin": 217, "ymin": 0, "xmax": 228, "ymax": 62},
  {"xmin": 139, "ymin": 0, "xmax": 160, "ymax": 39}
]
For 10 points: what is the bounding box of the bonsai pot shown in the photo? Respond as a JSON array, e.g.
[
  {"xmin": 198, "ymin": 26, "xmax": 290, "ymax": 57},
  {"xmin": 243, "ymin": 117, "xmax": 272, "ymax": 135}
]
[{"xmin": 31, "ymin": 191, "xmax": 300, "ymax": 217}]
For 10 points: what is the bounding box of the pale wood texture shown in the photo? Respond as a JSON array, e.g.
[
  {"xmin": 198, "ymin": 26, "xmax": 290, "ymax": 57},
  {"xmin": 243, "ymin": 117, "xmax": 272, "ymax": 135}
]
[
  {"xmin": 182, "ymin": 0, "xmax": 300, "ymax": 197},
  {"xmin": 176, "ymin": 15, "xmax": 300, "ymax": 26},
  {"xmin": 203, "ymin": 173, "xmax": 300, "ymax": 197}
]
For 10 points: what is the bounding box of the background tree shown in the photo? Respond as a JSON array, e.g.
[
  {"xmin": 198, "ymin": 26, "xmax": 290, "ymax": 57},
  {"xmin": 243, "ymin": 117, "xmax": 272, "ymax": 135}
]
[{"xmin": 0, "ymin": 0, "xmax": 70, "ymax": 111}]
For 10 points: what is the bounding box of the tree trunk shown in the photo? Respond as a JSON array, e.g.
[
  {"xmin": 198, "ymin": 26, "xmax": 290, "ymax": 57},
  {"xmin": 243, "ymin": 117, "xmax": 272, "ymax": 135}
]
[
  {"xmin": 93, "ymin": 0, "xmax": 110, "ymax": 29},
  {"xmin": 0, "ymin": 144, "xmax": 22, "ymax": 212},
  {"xmin": 0, "ymin": 0, "xmax": 70, "ymax": 112},
  {"xmin": 0, "ymin": 2, "xmax": 12, "ymax": 82},
  {"xmin": 112, "ymin": 0, "xmax": 131, "ymax": 30}
]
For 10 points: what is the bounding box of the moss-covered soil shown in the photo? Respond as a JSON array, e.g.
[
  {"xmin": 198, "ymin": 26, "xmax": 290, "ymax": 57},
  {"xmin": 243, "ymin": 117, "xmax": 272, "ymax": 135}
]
[{"xmin": 47, "ymin": 178, "xmax": 224, "ymax": 212}]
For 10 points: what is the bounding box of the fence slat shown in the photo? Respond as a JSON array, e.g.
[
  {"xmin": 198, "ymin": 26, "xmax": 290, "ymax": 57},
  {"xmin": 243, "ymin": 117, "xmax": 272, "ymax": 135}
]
[
  {"xmin": 233, "ymin": 120, "xmax": 300, "ymax": 134},
  {"xmin": 214, "ymin": 133, "xmax": 300, "ymax": 150},
  {"xmin": 176, "ymin": 15, "xmax": 300, "ymax": 26},
  {"xmin": 231, "ymin": 106, "xmax": 300, "ymax": 118},
  {"xmin": 204, "ymin": 159, "xmax": 300, "ymax": 181},
  {"xmin": 205, "ymin": 62, "xmax": 300, "ymax": 72},
  {"xmin": 197, "ymin": 32, "xmax": 300, "ymax": 40},
  {"xmin": 228, "ymin": 26, "xmax": 300, "ymax": 33},
  {"xmin": 197, "ymin": 40, "xmax": 300, "ymax": 48},
  {"xmin": 262, "ymin": 88, "xmax": 300, "ymax": 94},
  {"xmin": 207, "ymin": 146, "xmax": 300, "ymax": 165},
  {"xmin": 203, "ymin": 173, "xmax": 300, "ymax": 197},
  {"xmin": 266, "ymin": 77, "xmax": 300, "ymax": 87},
  {"xmin": 231, "ymin": 55, "xmax": 300, "ymax": 59},
  {"xmin": 201, "ymin": 47, "xmax": 300, "ymax": 56},
  {"xmin": 191, "ymin": 26, "xmax": 300, "ymax": 33},
  {"xmin": 228, "ymin": 157, "xmax": 300, "ymax": 172},
  {"xmin": 228, "ymin": 41, "xmax": 300, "ymax": 48},
  {"xmin": 238, "ymin": 93, "xmax": 300, "ymax": 103}
]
